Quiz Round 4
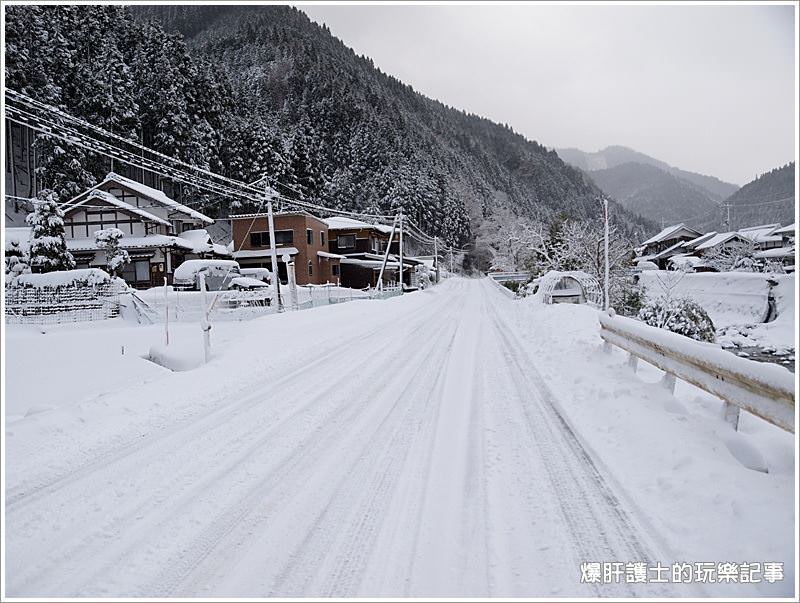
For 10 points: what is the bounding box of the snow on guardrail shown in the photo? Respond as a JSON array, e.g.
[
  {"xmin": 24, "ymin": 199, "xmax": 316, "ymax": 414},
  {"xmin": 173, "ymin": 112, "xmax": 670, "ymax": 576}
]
[
  {"xmin": 486, "ymin": 276, "xmax": 518, "ymax": 299},
  {"xmin": 598, "ymin": 310, "xmax": 795, "ymax": 433}
]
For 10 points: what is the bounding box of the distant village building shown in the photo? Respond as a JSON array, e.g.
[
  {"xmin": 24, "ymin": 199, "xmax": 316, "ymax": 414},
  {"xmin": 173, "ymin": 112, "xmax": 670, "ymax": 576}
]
[{"xmin": 636, "ymin": 221, "xmax": 796, "ymax": 273}]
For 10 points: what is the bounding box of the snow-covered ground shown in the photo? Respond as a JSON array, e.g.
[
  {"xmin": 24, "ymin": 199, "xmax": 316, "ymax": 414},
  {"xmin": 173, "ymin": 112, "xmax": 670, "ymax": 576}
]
[
  {"xmin": 640, "ymin": 270, "xmax": 796, "ymax": 359},
  {"xmin": 3, "ymin": 278, "xmax": 795, "ymax": 597}
]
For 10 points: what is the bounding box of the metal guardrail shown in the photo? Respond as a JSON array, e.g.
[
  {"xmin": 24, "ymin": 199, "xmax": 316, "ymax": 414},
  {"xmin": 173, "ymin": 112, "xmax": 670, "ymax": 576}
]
[
  {"xmin": 598, "ymin": 310, "xmax": 795, "ymax": 433},
  {"xmin": 486, "ymin": 276, "xmax": 518, "ymax": 299},
  {"xmin": 488, "ymin": 271, "xmax": 530, "ymax": 283}
]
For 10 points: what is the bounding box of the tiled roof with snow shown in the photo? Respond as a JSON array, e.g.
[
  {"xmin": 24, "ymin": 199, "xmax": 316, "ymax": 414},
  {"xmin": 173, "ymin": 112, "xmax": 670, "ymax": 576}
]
[
  {"xmin": 65, "ymin": 190, "xmax": 172, "ymax": 227},
  {"xmin": 100, "ymin": 172, "xmax": 214, "ymax": 224},
  {"xmin": 232, "ymin": 247, "xmax": 299, "ymax": 259},
  {"xmin": 640, "ymin": 223, "xmax": 700, "ymax": 246},
  {"xmin": 737, "ymin": 223, "xmax": 780, "ymax": 243},
  {"xmin": 324, "ymin": 216, "xmax": 394, "ymax": 234},
  {"xmin": 67, "ymin": 234, "xmax": 197, "ymax": 252},
  {"xmin": 694, "ymin": 232, "xmax": 746, "ymax": 251},
  {"xmin": 682, "ymin": 231, "xmax": 718, "ymax": 249},
  {"xmin": 773, "ymin": 223, "xmax": 795, "ymax": 235}
]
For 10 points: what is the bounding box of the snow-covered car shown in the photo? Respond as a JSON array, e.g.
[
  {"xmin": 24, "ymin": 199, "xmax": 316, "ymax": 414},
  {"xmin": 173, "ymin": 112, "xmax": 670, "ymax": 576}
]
[
  {"xmin": 173, "ymin": 259, "xmax": 242, "ymax": 291},
  {"xmin": 239, "ymin": 267, "xmax": 272, "ymax": 283},
  {"xmin": 227, "ymin": 276, "xmax": 271, "ymax": 291}
]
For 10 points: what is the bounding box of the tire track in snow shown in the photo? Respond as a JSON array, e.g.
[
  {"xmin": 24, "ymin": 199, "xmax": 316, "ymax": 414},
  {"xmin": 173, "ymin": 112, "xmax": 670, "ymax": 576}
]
[
  {"xmin": 8, "ymin": 289, "xmax": 459, "ymax": 596},
  {"xmin": 269, "ymin": 302, "xmax": 464, "ymax": 597},
  {"xmin": 482, "ymin": 281, "xmax": 674, "ymax": 597},
  {"xmin": 135, "ymin": 291, "xmax": 468, "ymax": 597}
]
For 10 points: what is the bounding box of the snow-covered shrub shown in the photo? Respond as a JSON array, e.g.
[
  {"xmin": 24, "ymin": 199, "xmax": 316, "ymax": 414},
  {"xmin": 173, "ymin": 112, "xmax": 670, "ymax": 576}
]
[
  {"xmin": 638, "ymin": 297, "xmax": 716, "ymax": 343},
  {"xmin": 5, "ymin": 240, "xmax": 31, "ymax": 281},
  {"xmin": 9, "ymin": 268, "xmax": 116, "ymax": 289},
  {"xmin": 26, "ymin": 189, "xmax": 75, "ymax": 272},
  {"xmin": 94, "ymin": 228, "xmax": 130, "ymax": 277}
]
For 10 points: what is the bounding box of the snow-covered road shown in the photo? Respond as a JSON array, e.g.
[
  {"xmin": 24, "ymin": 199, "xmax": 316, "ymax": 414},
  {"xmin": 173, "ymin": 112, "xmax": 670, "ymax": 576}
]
[{"xmin": 4, "ymin": 278, "xmax": 793, "ymax": 597}]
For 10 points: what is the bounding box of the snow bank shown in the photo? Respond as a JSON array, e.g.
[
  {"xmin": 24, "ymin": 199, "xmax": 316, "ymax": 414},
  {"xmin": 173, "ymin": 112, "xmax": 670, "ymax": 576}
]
[
  {"xmin": 639, "ymin": 270, "xmax": 771, "ymax": 328},
  {"xmin": 745, "ymin": 274, "xmax": 796, "ymax": 351},
  {"xmin": 506, "ymin": 294, "xmax": 794, "ymax": 595}
]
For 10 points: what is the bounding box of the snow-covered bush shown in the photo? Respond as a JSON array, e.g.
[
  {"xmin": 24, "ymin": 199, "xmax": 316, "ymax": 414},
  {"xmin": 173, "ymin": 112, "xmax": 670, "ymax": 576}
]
[
  {"xmin": 704, "ymin": 240, "xmax": 757, "ymax": 272},
  {"xmin": 94, "ymin": 228, "xmax": 130, "ymax": 277},
  {"xmin": 5, "ymin": 240, "xmax": 31, "ymax": 281},
  {"xmin": 9, "ymin": 268, "xmax": 122, "ymax": 290},
  {"xmin": 638, "ymin": 297, "xmax": 716, "ymax": 343},
  {"xmin": 26, "ymin": 189, "xmax": 75, "ymax": 272}
]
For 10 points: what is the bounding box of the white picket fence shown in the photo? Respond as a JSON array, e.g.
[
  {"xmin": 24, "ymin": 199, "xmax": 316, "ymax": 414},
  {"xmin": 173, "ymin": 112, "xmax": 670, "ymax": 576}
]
[
  {"xmin": 136, "ymin": 283, "xmax": 403, "ymax": 323},
  {"xmin": 598, "ymin": 310, "xmax": 795, "ymax": 433}
]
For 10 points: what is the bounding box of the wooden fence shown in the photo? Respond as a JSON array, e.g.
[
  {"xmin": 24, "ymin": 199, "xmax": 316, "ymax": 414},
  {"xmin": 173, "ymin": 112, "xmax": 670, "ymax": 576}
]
[{"xmin": 598, "ymin": 310, "xmax": 795, "ymax": 433}]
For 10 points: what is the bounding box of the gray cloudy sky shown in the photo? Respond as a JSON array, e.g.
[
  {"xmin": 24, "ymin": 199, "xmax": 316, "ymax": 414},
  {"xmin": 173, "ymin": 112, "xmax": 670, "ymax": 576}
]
[{"xmin": 301, "ymin": 3, "xmax": 796, "ymax": 186}]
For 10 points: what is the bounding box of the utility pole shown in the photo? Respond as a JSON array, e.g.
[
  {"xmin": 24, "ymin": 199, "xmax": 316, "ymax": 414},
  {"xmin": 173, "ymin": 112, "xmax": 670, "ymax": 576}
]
[
  {"xmin": 376, "ymin": 217, "xmax": 398, "ymax": 291},
  {"xmin": 603, "ymin": 197, "xmax": 610, "ymax": 311},
  {"xmin": 398, "ymin": 211, "xmax": 404, "ymax": 293},
  {"xmin": 434, "ymin": 236, "xmax": 439, "ymax": 284},
  {"xmin": 449, "ymin": 246, "xmax": 454, "ymax": 275},
  {"xmin": 722, "ymin": 202, "xmax": 733, "ymax": 230},
  {"xmin": 266, "ymin": 190, "xmax": 282, "ymax": 312}
]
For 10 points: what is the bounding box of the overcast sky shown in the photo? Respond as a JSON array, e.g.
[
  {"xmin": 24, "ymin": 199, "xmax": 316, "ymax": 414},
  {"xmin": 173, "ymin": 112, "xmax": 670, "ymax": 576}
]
[{"xmin": 301, "ymin": 3, "xmax": 796, "ymax": 186}]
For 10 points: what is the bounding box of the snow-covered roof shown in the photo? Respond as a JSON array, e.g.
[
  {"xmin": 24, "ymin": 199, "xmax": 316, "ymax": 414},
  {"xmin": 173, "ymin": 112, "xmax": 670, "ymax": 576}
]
[
  {"xmin": 640, "ymin": 223, "xmax": 702, "ymax": 246},
  {"xmin": 232, "ymin": 247, "xmax": 299, "ymax": 259},
  {"xmin": 340, "ymin": 257, "xmax": 400, "ymax": 268},
  {"xmin": 324, "ymin": 216, "xmax": 394, "ymax": 234},
  {"xmin": 694, "ymin": 231, "xmax": 747, "ymax": 251},
  {"xmin": 754, "ymin": 246, "xmax": 795, "ymax": 259},
  {"xmin": 98, "ymin": 172, "xmax": 214, "ymax": 224},
  {"xmin": 738, "ymin": 223, "xmax": 780, "ymax": 243},
  {"xmin": 652, "ymin": 239, "xmax": 687, "ymax": 259},
  {"xmin": 318, "ymin": 250, "xmax": 346, "ymax": 259},
  {"xmin": 67, "ymin": 234, "xmax": 197, "ymax": 252},
  {"xmin": 63, "ymin": 190, "xmax": 172, "ymax": 227},
  {"xmin": 773, "ymin": 223, "xmax": 795, "ymax": 235},
  {"xmin": 682, "ymin": 231, "xmax": 717, "ymax": 250}
]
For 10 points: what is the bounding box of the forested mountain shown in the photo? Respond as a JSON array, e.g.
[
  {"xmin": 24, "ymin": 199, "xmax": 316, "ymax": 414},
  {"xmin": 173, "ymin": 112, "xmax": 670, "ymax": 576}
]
[
  {"xmin": 719, "ymin": 162, "xmax": 796, "ymax": 230},
  {"xmin": 5, "ymin": 4, "xmax": 654, "ymax": 248},
  {"xmin": 587, "ymin": 162, "xmax": 722, "ymax": 230},
  {"xmin": 557, "ymin": 145, "xmax": 739, "ymax": 200}
]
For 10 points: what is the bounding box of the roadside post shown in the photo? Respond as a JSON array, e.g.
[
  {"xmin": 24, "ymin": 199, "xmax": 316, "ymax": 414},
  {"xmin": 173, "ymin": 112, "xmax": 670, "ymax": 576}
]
[
  {"xmin": 199, "ymin": 271, "xmax": 212, "ymax": 363},
  {"xmin": 285, "ymin": 253, "xmax": 298, "ymax": 311}
]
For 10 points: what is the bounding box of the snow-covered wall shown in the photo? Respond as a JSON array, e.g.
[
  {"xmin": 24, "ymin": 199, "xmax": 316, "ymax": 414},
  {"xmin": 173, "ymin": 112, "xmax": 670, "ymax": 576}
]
[{"xmin": 639, "ymin": 271, "xmax": 774, "ymax": 328}]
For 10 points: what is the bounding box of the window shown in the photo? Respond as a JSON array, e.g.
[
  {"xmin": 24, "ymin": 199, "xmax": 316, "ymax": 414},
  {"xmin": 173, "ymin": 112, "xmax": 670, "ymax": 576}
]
[
  {"xmin": 250, "ymin": 232, "xmax": 271, "ymax": 247},
  {"xmin": 337, "ymin": 234, "xmax": 356, "ymax": 249},
  {"xmin": 306, "ymin": 229, "xmax": 313, "ymax": 245},
  {"xmin": 121, "ymin": 260, "xmax": 150, "ymax": 284},
  {"xmin": 332, "ymin": 264, "xmax": 340, "ymax": 277},
  {"xmin": 182, "ymin": 223, "xmax": 194, "ymax": 232},
  {"xmin": 320, "ymin": 231, "xmax": 326, "ymax": 246},
  {"xmin": 275, "ymin": 230, "xmax": 294, "ymax": 245},
  {"xmin": 308, "ymin": 261, "xmax": 313, "ymax": 276}
]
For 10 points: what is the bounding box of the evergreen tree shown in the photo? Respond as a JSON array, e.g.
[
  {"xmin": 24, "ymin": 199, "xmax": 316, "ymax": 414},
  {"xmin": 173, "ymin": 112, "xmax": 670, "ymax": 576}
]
[
  {"xmin": 94, "ymin": 228, "xmax": 131, "ymax": 277},
  {"xmin": 26, "ymin": 189, "xmax": 76, "ymax": 272}
]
